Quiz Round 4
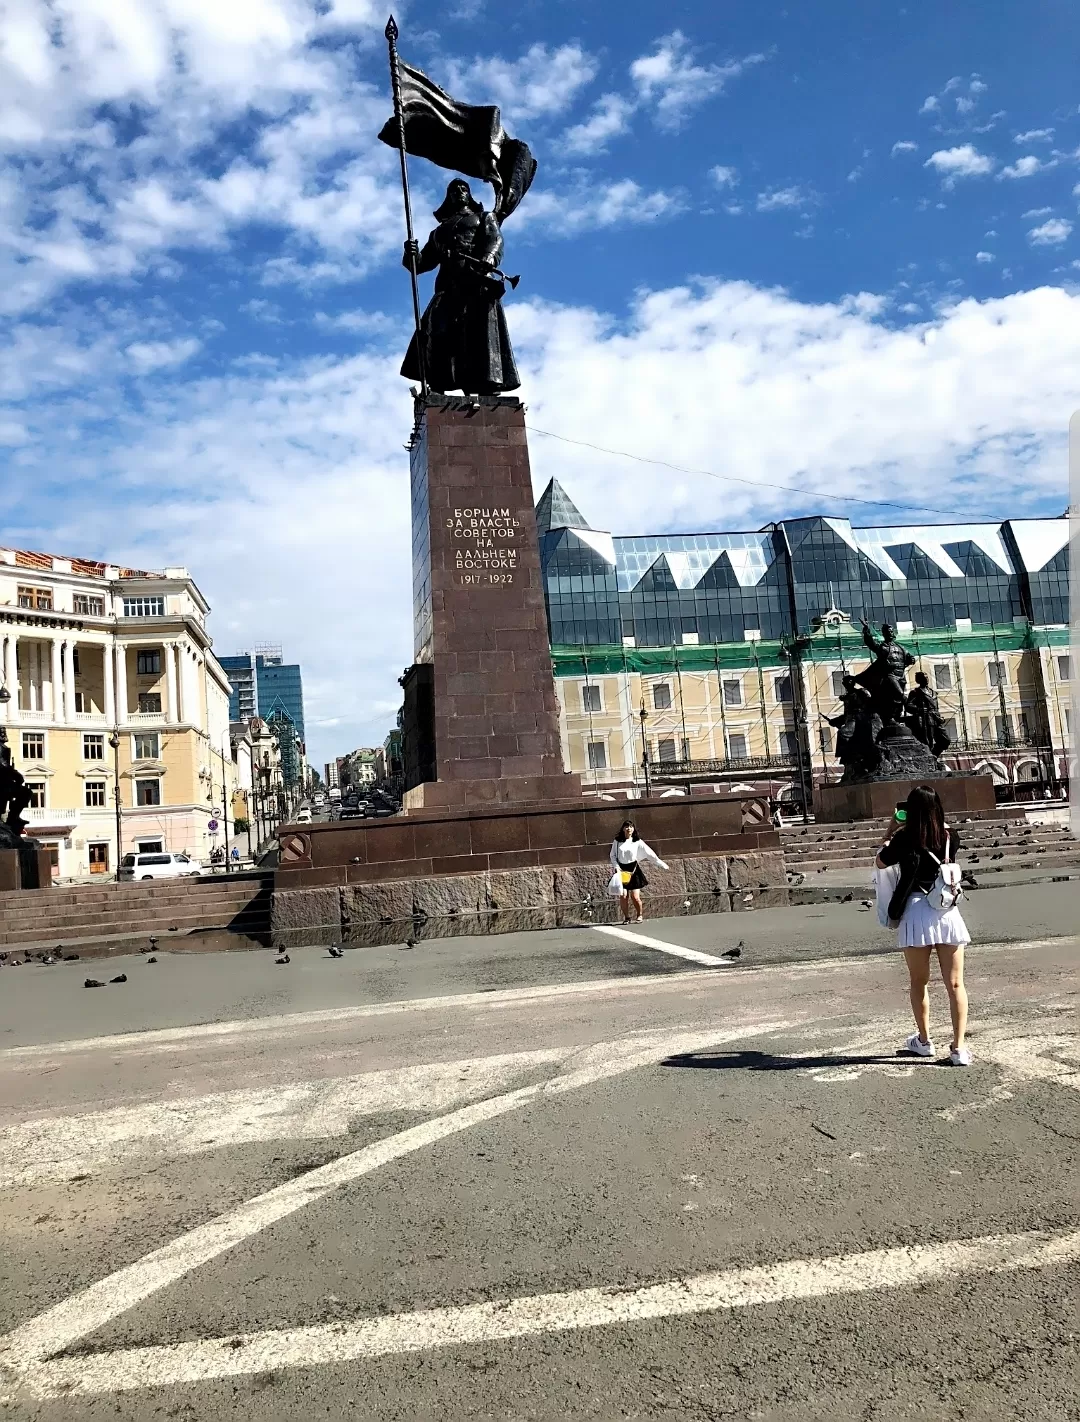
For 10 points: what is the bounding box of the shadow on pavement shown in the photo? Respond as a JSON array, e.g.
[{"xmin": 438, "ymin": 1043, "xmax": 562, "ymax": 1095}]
[{"xmin": 662, "ymin": 1049, "xmax": 916, "ymax": 1073}]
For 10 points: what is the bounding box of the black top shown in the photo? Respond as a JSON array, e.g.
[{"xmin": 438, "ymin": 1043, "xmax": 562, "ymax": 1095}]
[{"xmin": 878, "ymin": 825, "xmax": 960, "ymax": 920}]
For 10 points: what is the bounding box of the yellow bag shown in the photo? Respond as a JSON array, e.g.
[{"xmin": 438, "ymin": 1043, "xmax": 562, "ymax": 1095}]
[{"xmin": 620, "ymin": 870, "xmax": 633, "ymax": 886}]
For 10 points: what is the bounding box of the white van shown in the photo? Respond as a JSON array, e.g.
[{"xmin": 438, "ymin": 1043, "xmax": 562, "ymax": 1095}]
[{"xmin": 118, "ymin": 852, "xmax": 202, "ymax": 881}]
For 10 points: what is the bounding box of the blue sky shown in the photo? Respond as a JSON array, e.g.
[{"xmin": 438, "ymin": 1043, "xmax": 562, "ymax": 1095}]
[{"xmin": 1, "ymin": 0, "xmax": 1078, "ymax": 769}]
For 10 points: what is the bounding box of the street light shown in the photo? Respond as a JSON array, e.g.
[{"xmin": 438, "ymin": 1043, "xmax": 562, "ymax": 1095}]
[
  {"xmin": 107, "ymin": 732, "xmax": 123, "ymax": 881},
  {"xmin": 638, "ymin": 699, "xmax": 651, "ymax": 800},
  {"xmin": 220, "ymin": 735, "xmax": 232, "ymax": 874}
]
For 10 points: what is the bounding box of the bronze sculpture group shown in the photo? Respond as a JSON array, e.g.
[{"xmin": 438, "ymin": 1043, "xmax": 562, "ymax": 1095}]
[
  {"xmin": 0, "ymin": 727, "xmax": 31, "ymax": 847},
  {"xmin": 824, "ymin": 621, "xmax": 952, "ymax": 784}
]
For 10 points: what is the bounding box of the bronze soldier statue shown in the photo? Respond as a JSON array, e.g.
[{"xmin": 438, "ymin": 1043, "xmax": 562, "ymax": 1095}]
[
  {"xmin": 905, "ymin": 670, "xmax": 951, "ymax": 756},
  {"xmin": 822, "ymin": 674, "xmax": 880, "ymax": 780},
  {"xmin": 853, "ymin": 620, "xmax": 915, "ymax": 729},
  {"xmin": 0, "ymin": 727, "xmax": 31, "ymax": 837}
]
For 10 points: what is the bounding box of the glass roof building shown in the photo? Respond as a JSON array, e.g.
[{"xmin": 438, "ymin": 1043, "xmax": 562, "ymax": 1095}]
[{"xmin": 536, "ymin": 479, "xmax": 1069, "ymax": 647}]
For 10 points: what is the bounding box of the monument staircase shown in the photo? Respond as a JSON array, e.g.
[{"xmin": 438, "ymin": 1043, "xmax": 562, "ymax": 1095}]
[
  {"xmin": 780, "ymin": 811, "xmax": 1078, "ymax": 884},
  {"xmin": 0, "ymin": 871, "xmax": 274, "ymax": 960}
]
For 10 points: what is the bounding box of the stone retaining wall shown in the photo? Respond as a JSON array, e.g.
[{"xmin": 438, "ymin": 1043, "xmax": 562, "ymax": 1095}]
[{"xmin": 271, "ymin": 849, "xmax": 787, "ymax": 948}]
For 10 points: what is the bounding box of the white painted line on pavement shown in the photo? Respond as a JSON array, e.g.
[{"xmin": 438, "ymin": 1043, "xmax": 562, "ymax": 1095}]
[
  {"xmin": 0, "ymin": 1018, "xmax": 794, "ymax": 1380},
  {"xmin": 591, "ymin": 923, "xmax": 734, "ymax": 967},
  {"xmin": 0, "ymin": 1050, "xmax": 572, "ymax": 1190},
  {"xmin": 0, "ymin": 972, "xmax": 724, "ymax": 1063},
  {"xmin": 16, "ymin": 1227, "xmax": 1080, "ymax": 1398}
]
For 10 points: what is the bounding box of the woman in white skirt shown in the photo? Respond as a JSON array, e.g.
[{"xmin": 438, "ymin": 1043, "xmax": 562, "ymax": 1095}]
[
  {"xmin": 610, "ymin": 820, "xmax": 669, "ymax": 924},
  {"xmin": 875, "ymin": 785, "xmax": 972, "ymax": 1066}
]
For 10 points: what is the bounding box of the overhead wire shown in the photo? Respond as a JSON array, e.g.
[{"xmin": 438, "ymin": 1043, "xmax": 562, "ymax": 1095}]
[{"xmin": 525, "ymin": 423, "xmax": 966, "ymax": 520}]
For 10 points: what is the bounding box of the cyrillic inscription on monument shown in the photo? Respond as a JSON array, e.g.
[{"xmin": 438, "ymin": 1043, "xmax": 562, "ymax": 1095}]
[{"xmin": 447, "ymin": 506, "xmax": 520, "ymax": 585}]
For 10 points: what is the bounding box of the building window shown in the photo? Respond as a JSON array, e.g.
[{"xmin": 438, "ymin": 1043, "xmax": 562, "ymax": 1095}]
[
  {"xmin": 979, "ymin": 716, "xmax": 992, "ymax": 741},
  {"xmin": 774, "ymin": 675, "xmax": 793, "ymax": 704},
  {"xmin": 1058, "ymin": 655, "xmax": 1072, "ymax": 681},
  {"xmin": 819, "ymin": 726, "xmax": 833, "ymax": 753},
  {"xmin": 74, "ymin": 593, "xmax": 105, "ymax": 616},
  {"xmin": 582, "ymin": 684, "xmax": 601, "ymax": 713},
  {"xmin": 779, "ymin": 731, "xmax": 799, "ymax": 757},
  {"xmin": 18, "ymin": 586, "xmax": 52, "ymax": 610},
  {"xmin": 134, "ymin": 733, "xmax": 160, "ymax": 760},
  {"xmin": 85, "ymin": 781, "xmax": 107, "ymax": 808},
  {"xmin": 136, "ymin": 650, "xmax": 162, "ymax": 676},
  {"xmin": 27, "ymin": 781, "xmax": 46, "ymax": 808},
  {"xmin": 995, "ymin": 715, "xmax": 1011, "ymax": 745},
  {"xmin": 74, "ymin": 691, "xmax": 85, "ymax": 713},
  {"xmin": 21, "ymin": 732, "xmax": 44, "ymax": 760},
  {"xmin": 657, "ymin": 737, "xmax": 677, "ymax": 763},
  {"xmin": 934, "ymin": 664, "xmax": 953, "ymax": 691},
  {"xmin": 88, "ymin": 842, "xmax": 110, "ymax": 874},
  {"xmin": 83, "ymin": 734, "xmax": 105, "ymax": 760},
  {"xmin": 988, "ymin": 660, "xmax": 1007, "ymax": 688},
  {"xmin": 135, "ymin": 778, "xmax": 162, "ymax": 806},
  {"xmin": 831, "ymin": 670, "xmax": 845, "ymax": 700},
  {"xmin": 727, "ymin": 732, "xmax": 748, "ymax": 760},
  {"xmin": 123, "ymin": 596, "xmax": 165, "ymax": 617},
  {"xmin": 652, "ymin": 684, "xmax": 672, "ymax": 711},
  {"xmin": 943, "ymin": 717, "xmax": 959, "ymax": 742},
  {"xmin": 71, "ymin": 647, "xmax": 81, "ymax": 675},
  {"xmin": 722, "ymin": 678, "xmax": 743, "ymax": 706},
  {"xmin": 587, "ymin": 741, "xmax": 607, "ymax": 770},
  {"xmin": 138, "ymin": 693, "xmax": 162, "ymax": 713},
  {"xmin": 136, "ymin": 838, "xmax": 164, "ymax": 854}
]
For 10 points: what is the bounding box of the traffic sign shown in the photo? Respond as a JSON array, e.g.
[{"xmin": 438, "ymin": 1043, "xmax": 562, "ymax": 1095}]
[{"xmin": 208, "ymin": 819, "xmax": 219, "ymax": 832}]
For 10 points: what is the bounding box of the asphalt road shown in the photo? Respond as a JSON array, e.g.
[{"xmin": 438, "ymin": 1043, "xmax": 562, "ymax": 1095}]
[{"xmin": 1, "ymin": 894, "xmax": 1079, "ymax": 1420}]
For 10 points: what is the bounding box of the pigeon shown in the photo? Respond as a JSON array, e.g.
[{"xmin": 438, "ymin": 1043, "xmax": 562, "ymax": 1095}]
[
  {"xmin": 403, "ymin": 937, "xmax": 417, "ymax": 950},
  {"xmin": 969, "ymin": 854, "xmax": 980, "ymax": 864},
  {"xmin": 63, "ymin": 952, "xmax": 80, "ymax": 961},
  {"xmin": 721, "ymin": 945, "xmax": 742, "ymax": 959},
  {"xmin": 961, "ymin": 874, "xmax": 979, "ymax": 889},
  {"xmin": 861, "ymin": 899, "xmax": 874, "ymax": 908},
  {"xmin": 41, "ymin": 955, "xmax": 55, "ymax": 965},
  {"xmin": 147, "ymin": 956, "xmax": 158, "ymax": 964},
  {"xmin": 327, "ymin": 946, "xmax": 343, "ymax": 958},
  {"xmin": 84, "ymin": 978, "xmax": 104, "ymax": 988},
  {"xmin": 682, "ymin": 898, "xmax": 691, "ymax": 909},
  {"xmin": 274, "ymin": 953, "xmax": 290, "ymax": 965},
  {"xmin": 840, "ymin": 892, "xmax": 853, "ymax": 903},
  {"xmin": 168, "ymin": 926, "xmax": 178, "ymax": 932},
  {"xmin": 110, "ymin": 973, "xmax": 128, "ymax": 984}
]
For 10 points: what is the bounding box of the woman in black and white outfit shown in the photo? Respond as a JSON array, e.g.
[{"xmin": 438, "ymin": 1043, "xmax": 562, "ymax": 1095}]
[
  {"xmin": 610, "ymin": 820, "xmax": 669, "ymax": 924},
  {"xmin": 875, "ymin": 785, "xmax": 972, "ymax": 1066}
]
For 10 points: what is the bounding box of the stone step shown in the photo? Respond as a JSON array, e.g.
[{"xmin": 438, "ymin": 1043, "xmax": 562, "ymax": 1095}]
[
  {"xmin": 0, "ymin": 905, "xmax": 272, "ymax": 949},
  {"xmin": 0, "ymin": 888, "xmax": 271, "ymax": 930},
  {"xmin": 1, "ymin": 873, "xmax": 274, "ymax": 908}
]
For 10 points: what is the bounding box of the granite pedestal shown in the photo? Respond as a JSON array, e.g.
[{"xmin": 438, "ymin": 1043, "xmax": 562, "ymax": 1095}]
[{"xmin": 815, "ymin": 774, "xmax": 997, "ymax": 823}]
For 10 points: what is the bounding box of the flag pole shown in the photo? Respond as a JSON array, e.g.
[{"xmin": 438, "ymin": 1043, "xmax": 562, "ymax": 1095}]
[{"xmin": 385, "ymin": 15, "xmax": 428, "ymax": 399}]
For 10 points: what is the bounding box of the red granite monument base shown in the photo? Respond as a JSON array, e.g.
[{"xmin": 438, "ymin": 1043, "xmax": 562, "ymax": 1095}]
[{"xmin": 815, "ymin": 775, "xmax": 997, "ymax": 823}]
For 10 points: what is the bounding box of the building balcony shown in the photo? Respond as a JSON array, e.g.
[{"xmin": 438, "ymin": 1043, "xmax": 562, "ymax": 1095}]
[
  {"xmin": 128, "ymin": 711, "xmax": 166, "ymax": 725},
  {"xmin": 75, "ymin": 710, "xmax": 108, "ymax": 725},
  {"xmin": 26, "ymin": 807, "xmax": 79, "ymax": 826},
  {"xmin": 14, "ymin": 709, "xmax": 52, "ymax": 723}
]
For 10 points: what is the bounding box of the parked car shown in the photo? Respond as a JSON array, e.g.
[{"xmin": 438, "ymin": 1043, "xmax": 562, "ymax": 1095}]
[
  {"xmin": 368, "ymin": 793, "xmax": 400, "ymax": 818},
  {"xmin": 119, "ymin": 852, "xmax": 202, "ymax": 881},
  {"xmin": 295, "ymin": 807, "xmax": 312, "ymax": 824}
]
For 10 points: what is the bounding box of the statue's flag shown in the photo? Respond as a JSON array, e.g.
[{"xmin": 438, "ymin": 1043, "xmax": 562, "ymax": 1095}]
[{"xmin": 378, "ymin": 59, "xmax": 536, "ymax": 222}]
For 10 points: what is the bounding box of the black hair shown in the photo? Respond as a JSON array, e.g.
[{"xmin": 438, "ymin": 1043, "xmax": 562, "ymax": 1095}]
[
  {"xmin": 618, "ymin": 819, "xmax": 640, "ymax": 841},
  {"xmin": 904, "ymin": 784, "xmax": 946, "ymax": 858}
]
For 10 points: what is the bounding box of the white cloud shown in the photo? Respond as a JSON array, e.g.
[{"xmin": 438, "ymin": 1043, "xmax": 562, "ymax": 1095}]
[
  {"xmin": 847, "ymin": 167, "xmax": 863, "ymax": 183},
  {"xmin": 1023, "ymin": 207, "xmax": 1053, "ymax": 219},
  {"xmin": 999, "ymin": 155, "xmax": 1055, "ymax": 179},
  {"xmin": 956, "ymin": 97, "xmax": 975, "ymax": 115},
  {"xmin": 919, "ymin": 96, "xmax": 939, "ymax": 114},
  {"xmin": 446, "ymin": 43, "xmax": 598, "ymax": 125},
  {"xmin": 521, "ymin": 179, "xmax": 684, "ymax": 236},
  {"xmin": 756, "ymin": 185, "xmax": 813, "ymax": 212},
  {"xmin": 630, "ymin": 31, "xmax": 766, "ymax": 130},
  {"xmin": 125, "ymin": 338, "xmax": 202, "ymax": 373},
  {"xmin": 975, "ymin": 251, "xmax": 995, "ymax": 263},
  {"xmin": 924, "ymin": 144, "xmax": 995, "ymax": 184},
  {"xmin": 560, "ymin": 93, "xmax": 636, "ymax": 156},
  {"xmin": 891, "ymin": 140, "xmax": 918, "ymax": 156},
  {"xmin": 1028, "ymin": 218, "xmax": 1072, "ymax": 246},
  {"xmin": 710, "ymin": 165, "xmax": 739, "ymax": 189},
  {"xmin": 969, "ymin": 79, "xmax": 988, "ymax": 94},
  {"xmin": 1015, "ymin": 128, "xmax": 1054, "ymax": 144}
]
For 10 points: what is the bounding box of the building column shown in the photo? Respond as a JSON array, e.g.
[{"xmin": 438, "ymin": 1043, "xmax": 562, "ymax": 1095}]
[
  {"xmin": 103, "ymin": 641, "xmax": 115, "ymax": 727},
  {"xmin": 50, "ymin": 639, "xmax": 64, "ymax": 723},
  {"xmin": 164, "ymin": 641, "xmax": 178, "ymax": 724},
  {"xmin": 1, "ymin": 636, "xmax": 14, "ymax": 723},
  {"xmin": 115, "ymin": 644, "xmax": 128, "ymax": 723},
  {"xmin": 64, "ymin": 640, "xmax": 77, "ymax": 722}
]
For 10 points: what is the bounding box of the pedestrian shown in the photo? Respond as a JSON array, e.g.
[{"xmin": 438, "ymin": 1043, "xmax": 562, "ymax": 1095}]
[
  {"xmin": 609, "ymin": 819, "xmax": 669, "ymax": 924},
  {"xmin": 875, "ymin": 784, "xmax": 972, "ymax": 1066}
]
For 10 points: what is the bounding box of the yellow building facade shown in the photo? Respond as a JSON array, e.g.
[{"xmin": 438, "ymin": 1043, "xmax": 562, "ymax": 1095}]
[{"xmin": 0, "ymin": 547, "xmax": 238, "ymax": 878}]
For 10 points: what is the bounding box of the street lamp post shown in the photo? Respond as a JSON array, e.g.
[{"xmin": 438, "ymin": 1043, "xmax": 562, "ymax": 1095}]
[
  {"xmin": 107, "ymin": 732, "xmax": 123, "ymax": 880},
  {"xmin": 220, "ymin": 736, "xmax": 231, "ymax": 874},
  {"xmin": 638, "ymin": 700, "xmax": 651, "ymax": 800}
]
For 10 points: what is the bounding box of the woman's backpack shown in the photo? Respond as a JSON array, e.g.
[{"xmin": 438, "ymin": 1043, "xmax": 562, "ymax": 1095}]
[{"xmin": 925, "ymin": 831, "xmax": 964, "ymax": 912}]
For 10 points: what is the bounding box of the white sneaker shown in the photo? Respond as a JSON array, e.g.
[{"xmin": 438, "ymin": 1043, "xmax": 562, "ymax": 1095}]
[
  {"xmin": 904, "ymin": 1032, "xmax": 935, "ymax": 1058},
  {"xmin": 950, "ymin": 1046, "xmax": 972, "ymax": 1067}
]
